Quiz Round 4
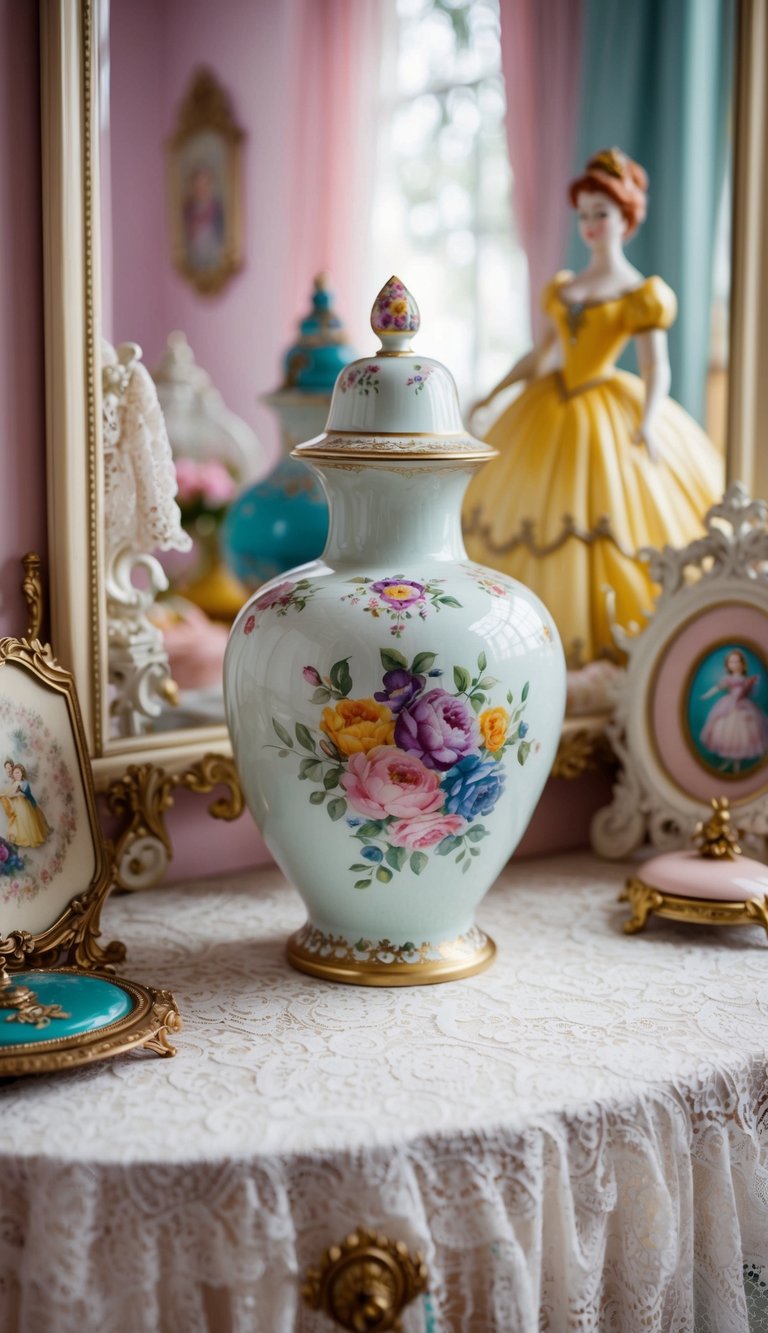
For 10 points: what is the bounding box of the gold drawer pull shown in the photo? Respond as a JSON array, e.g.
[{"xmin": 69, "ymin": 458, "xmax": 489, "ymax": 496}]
[{"xmin": 303, "ymin": 1228, "xmax": 428, "ymax": 1331}]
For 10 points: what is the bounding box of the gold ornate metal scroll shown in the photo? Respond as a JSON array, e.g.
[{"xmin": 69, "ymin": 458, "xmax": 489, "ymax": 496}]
[
  {"xmin": 21, "ymin": 552, "xmax": 44, "ymax": 641},
  {"xmin": 106, "ymin": 753, "xmax": 244, "ymax": 890},
  {"xmin": 303, "ymin": 1228, "xmax": 428, "ymax": 1332}
]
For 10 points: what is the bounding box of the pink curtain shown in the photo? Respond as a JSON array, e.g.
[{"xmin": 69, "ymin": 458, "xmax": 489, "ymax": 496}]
[
  {"xmin": 499, "ymin": 0, "xmax": 584, "ymax": 335},
  {"xmin": 282, "ymin": 0, "xmax": 387, "ymax": 350}
]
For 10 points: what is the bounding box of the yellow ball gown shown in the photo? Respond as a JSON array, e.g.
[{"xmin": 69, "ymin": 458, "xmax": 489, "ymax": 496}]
[{"xmin": 463, "ymin": 272, "xmax": 723, "ymax": 663}]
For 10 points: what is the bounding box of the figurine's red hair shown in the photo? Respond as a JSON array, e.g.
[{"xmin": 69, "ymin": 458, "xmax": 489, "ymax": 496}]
[{"xmin": 568, "ymin": 148, "xmax": 648, "ymax": 237}]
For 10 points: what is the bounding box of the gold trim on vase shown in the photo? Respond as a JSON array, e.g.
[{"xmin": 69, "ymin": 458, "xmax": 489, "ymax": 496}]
[
  {"xmin": 303, "ymin": 1227, "xmax": 429, "ymax": 1332},
  {"xmin": 620, "ymin": 875, "xmax": 768, "ymax": 938},
  {"xmin": 287, "ymin": 921, "xmax": 496, "ymax": 987}
]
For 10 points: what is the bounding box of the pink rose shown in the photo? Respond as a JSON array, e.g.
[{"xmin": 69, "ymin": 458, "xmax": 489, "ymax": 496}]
[
  {"xmin": 173, "ymin": 455, "xmax": 203, "ymax": 503},
  {"xmin": 341, "ymin": 745, "xmax": 444, "ymax": 820},
  {"xmin": 197, "ymin": 460, "xmax": 237, "ymax": 505},
  {"xmin": 255, "ymin": 581, "xmax": 294, "ymax": 610},
  {"xmin": 388, "ymin": 812, "xmax": 467, "ymax": 850}
]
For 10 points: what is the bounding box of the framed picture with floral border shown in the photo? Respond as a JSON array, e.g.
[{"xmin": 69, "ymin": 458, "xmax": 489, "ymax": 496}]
[
  {"xmin": 0, "ymin": 637, "xmax": 124, "ymax": 971},
  {"xmin": 592, "ymin": 484, "xmax": 768, "ymax": 858},
  {"xmin": 167, "ymin": 67, "xmax": 245, "ymax": 297}
]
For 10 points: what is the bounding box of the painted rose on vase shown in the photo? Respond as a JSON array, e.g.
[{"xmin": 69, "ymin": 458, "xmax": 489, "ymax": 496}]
[{"xmin": 270, "ymin": 644, "xmax": 536, "ymax": 887}]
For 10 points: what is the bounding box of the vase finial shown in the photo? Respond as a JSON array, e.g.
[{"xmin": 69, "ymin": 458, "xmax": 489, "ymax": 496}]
[{"xmin": 371, "ymin": 276, "xmax": 420, "ymax": 348}]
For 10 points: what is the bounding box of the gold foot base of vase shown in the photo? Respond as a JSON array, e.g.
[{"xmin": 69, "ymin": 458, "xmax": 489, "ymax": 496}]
[{"xmin": 286, "ymin": 922, "xmax": 496, "ymax": 987}]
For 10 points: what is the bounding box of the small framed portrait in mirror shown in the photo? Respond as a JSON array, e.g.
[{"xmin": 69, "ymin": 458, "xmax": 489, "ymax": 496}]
[
  {"xmin": 167, "ymin": 68, "xmax": 245, "ymax": 297},
  {"xmin": 0, "ymin": 638, "xmax": 122, "ymax": 971}
]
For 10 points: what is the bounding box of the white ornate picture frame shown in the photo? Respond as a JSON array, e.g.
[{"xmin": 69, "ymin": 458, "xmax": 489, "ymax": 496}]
[
  {"xmin": 0, "ymin": 637, "xmax": 123, "ymax": 970},
  {"xmin": 592, "ymin": 484, "xmax": 768, "ymax": 858}
]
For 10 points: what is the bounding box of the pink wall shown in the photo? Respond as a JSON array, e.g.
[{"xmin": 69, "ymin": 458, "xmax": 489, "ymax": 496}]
[{"xmin": 0, "ymin": 2, "xmax": 46, "ymax": 639}]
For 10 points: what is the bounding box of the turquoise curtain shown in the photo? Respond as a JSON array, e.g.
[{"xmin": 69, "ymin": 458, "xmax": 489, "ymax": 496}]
[{"xmin": 566, "ymin": 0, "xmax": 735, "ymax": 422}]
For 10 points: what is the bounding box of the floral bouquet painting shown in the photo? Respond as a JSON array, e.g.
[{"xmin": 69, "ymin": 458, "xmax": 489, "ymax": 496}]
[{"xmin": 269, "ymin": 644, "xmax": 536, "ymax": 889}]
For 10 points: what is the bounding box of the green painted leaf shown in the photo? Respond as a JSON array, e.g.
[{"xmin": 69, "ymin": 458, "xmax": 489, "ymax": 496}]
[
  {"xmin": 477, "ymin": 650, "xmax": 487, "ymax": 672},
  {"xmin": 453, "ymin": 666, "xmax": 471, "ymax": 693},
  {"xmin": 385, "ymin": 844, "xmax": 408, "ymax": 872},
  {"xmin": 272, "ymin": 719, "xmax": 293, "ymax": 747},
  {"xmin": 521, "ymin": 681, "xmax": 530, "ymax": 702},
  {"xmin": 410, "ymin": 851, "xmax": 428, "ymax": 875},
  {"xmin": 478, "ymin": 677, "xmax": 498, "ymax": 689},
  {"xmin": 466, "ymin": 825, "xmax": 488, "ymax": 843},
  {"xmin": 295, "ymin": 723, "xmax": 317, "ymax": 752},
  {"xmin": 470, "ymin": 846, "xmax": 480, "ymax": 856},
  {"xmin": 470, "ymin": 694, "xmax": 485, "ymax": 714},
  {"xmin": 309, "ymin": 790, "xmax": 326, "ymax": 804},
  {"xmin": 411, "ymin": 651, "xmax": 437, "ymax": 674},
  {"xmin": 438, "ymin": 596, "xmax": 462, "ymax": 607},
  {"xmin": 350, "ymin": 863, "xmax": 370, "ymax": 872},
  {"xmin": 517, "ymin": 740, "xmax": 531, "ymax": 766},
  {"xmin": 359, "ymin": 820, "xmax": 385, "ymax": 838},
  {"xmin": 513, "ymin": 707, "xmax": 523, "ymax": 722},
  {"xmin": 380, "ymin": 648, "xmax": 408, "ymax": 672},
  {"xmin": 457, "ymin": 850, "xmax": 465, "ymax": 863},
  {"xmin": 376, "ymin": 866, "xmax": 393, "ymax": 883},
  {"xmin": 323, "ymin": 769, "xmax": 340, "ymax": 790},
  {"xmin": 462, "ymin": 859, "xmax": 471, "ymax": 873},
  {"xmin": 327, "ymin": 797, "xmax": 347, "ymax": 821},
  {"xmin": 330, "ymin": 658, "xmax": 352, "ymax": 696},
  {"xmin": 437, "ymin": 835, "xmax": 463, "ymax": 855},
  {"xmin": 354, "ymin": 878, "xmax": 371, "ymax": 890},
  {"xmin": 311, "ymin": 687, "xmax": 332, "ymax": 704},
  {"xmin": 506, "ymin": 690, "xmax": 514, "ymax": 704}
]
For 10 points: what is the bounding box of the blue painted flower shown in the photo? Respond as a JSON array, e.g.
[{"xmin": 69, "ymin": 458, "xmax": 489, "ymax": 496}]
[
  {"xmin": 361, "ymin": 846, "xmax": 383, "ymax": 862},
  {"xmin": 428, "ymin": 668, "xmax": 443, "ymax": 677},
  {"xmin": 441, "ymin": 755, "xmax": 506, "ymax": 820},
  {"xmin": 374, "ymin": 669, "xmax": 425, "ymax": 714},
  {"xmin": 347, "ymin": 816, "xmax": 362, "ymax": 827},
  {"xmin": 519, "ymin": 721, "xmax": 529, "ymax": 738}
]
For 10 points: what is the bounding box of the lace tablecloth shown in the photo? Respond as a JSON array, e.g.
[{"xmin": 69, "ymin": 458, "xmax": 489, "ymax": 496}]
[{"xmin": 2, "ymin": 852, "xmax": 767, "ymax": 1333}]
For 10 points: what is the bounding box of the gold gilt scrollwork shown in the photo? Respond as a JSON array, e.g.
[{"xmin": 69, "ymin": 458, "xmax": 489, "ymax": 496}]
[
  {"xmin": 106, "ymin": 754, "xmax": 244, "ymax": 890},
  {"xmin": 552, "ymin": 720, "xmax": 613, "ymax": 780},
  {"xmin": 21, "ymin": 552, "xmax": 44, "ymax": 641},
  {"xmin": 303, "ymin": 1228, "xmax": 428, "ymax": 1332}
]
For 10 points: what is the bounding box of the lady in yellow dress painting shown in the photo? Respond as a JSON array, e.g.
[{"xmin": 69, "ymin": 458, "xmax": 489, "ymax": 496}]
[
  {"xmin": 0, "ymin": 760, "xmax": 49, "ymax": 849},
  {"xmin": 463, "ymin": 148, "xmax": 723, "ymax": 665}
]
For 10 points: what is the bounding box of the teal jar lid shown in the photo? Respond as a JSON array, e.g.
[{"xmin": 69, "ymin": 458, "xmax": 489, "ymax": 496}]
[
  {"xmin": 282, "ymin": 274, "xmax": 356, "ymax": 392},
  {"xmin": 0, "ymin": 970, "xmax": 134, "ymax": 1046}
]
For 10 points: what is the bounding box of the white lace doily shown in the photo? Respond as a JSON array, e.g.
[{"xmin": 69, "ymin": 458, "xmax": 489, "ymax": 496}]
[{"xmin": 1, "ymin": 852, "xmax": 766, "ymax": 1332}]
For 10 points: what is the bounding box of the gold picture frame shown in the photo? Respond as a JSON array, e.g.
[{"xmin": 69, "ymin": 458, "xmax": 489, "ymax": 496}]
[
  {"xmin": 167, "ymin": 67, "xmax": 245, "ymax": 297},
  {"xmin": 0, "ymin": 636, "xmax": 123, "ymax": 971}
]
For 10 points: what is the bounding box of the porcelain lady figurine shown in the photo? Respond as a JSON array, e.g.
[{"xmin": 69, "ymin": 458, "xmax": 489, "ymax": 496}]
[
  {"xmin": 463, "ymin": 147, "xmax": 723, "ymax": 665},
  {"xmin": 224, "ymin": 279, "xmax": 566, "ymax": 986}
]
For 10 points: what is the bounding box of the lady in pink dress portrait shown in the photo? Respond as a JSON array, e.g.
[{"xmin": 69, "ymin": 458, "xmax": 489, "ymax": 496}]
[{"xmin": 698, "ymin": 649, "xmax": 768, "ymax": 773}]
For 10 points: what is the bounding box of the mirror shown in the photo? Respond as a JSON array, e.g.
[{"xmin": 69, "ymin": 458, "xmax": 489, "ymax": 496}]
[{"xmin": 41, "ymin": 0, "xmax": 763, "ymax": 837}]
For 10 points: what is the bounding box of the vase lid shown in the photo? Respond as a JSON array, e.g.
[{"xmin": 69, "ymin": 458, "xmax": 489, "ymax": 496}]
[
  {"xmin": 278, "ymin": 274, "xmax": 357, "ymax": 394},
  {"xmin": 292, "ymin": 277, "xmax": 496, "ymax": 463}
]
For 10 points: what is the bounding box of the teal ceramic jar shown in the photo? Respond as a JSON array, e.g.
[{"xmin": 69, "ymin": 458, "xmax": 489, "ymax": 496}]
[
  {"xmin": 222, "ymin": 276, "xmax": 356, "ymax": 587},
  {"xmin": 224, "ymin": 279, "xmax": 566, "ymax": 986}
]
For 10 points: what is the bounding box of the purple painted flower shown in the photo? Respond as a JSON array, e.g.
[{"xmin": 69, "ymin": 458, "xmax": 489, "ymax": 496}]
[
  {"xmin": 441, "ymin": 755, "xmax": 506, "ymax": 820},
  {"xmin": 303, "ymin": 665, "xmax": 322, "ymax": 686},
  {"xmin": 374, "ymin": 669, "xmax": 425, "ymax": 714},
  {"xmin": 395, "ymin": 688, "xmax": 479, "ymax": 771},
  {"xmin": 370, "ymin": 578, "xmax": 426, "ymax": 609}
]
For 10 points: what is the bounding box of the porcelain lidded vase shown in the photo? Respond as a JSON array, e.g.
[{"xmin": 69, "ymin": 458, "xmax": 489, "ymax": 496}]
[{"xmin": 224, "ymin": 278, "xmax": 566, "ymax": 985}]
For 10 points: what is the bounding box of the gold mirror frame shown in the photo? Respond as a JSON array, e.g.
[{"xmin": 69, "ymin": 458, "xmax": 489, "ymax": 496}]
[{"xmin": 39, "ymin": 1, "xmax": 767, "ymax": 858}]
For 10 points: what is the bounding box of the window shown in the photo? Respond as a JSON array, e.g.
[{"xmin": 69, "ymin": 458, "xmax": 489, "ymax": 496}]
[{"xmin": 372, "ymin": 0, "xmax": 529, "ymax": 409}]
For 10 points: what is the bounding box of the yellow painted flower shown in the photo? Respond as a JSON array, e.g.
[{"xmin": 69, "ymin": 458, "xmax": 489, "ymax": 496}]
[
  {"xmin": 389, "ymin": 298, "xmax": 408, "ymax": 317},
  {"xmin": 479, "ymin": 706, "xmax": 509, "ymax": 753},
  {"xmin": 320, "ymin": 698, "xmax": 395, "ymax": 755}
]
